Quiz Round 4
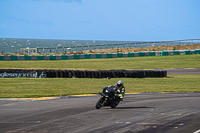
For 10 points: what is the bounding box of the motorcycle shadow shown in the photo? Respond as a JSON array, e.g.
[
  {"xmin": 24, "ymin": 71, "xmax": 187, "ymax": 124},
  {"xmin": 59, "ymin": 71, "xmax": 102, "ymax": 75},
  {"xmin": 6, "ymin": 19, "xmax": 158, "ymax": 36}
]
[{"xmin": 112, "ymin": 106, "xmax": 154, "ymax": 109}]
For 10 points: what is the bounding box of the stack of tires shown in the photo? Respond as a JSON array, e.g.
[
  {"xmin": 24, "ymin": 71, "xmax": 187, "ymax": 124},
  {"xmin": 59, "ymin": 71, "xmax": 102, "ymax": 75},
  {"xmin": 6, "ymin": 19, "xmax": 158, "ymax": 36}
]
[
  {"xmin": 0, "ymin": 69, "xmax": 167, "ymax": 78},
  {"xmin": 45, "ymin": 69, "xmax": 167, "ymax": 78}
]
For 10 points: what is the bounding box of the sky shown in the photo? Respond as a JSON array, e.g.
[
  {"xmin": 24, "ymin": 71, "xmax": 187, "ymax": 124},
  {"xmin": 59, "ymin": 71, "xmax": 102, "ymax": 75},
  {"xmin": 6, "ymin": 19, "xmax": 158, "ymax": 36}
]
[{"xmin": 0, "ymin": 0, "xmax": 200, "ymax": 41}]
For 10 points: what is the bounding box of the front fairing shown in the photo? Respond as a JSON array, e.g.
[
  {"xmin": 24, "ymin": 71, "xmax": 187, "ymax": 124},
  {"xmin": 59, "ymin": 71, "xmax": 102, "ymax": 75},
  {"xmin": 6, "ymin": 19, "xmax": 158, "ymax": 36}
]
[{"xmin": 99, "ymin": 87, "xmax": 120, "ymax": 107}]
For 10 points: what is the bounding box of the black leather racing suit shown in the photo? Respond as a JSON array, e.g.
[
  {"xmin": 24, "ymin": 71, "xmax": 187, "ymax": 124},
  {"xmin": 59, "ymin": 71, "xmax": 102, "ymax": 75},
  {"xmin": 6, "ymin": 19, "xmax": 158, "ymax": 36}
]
[{"xmin": 112, "ymin": 84, "xmax": 125, "ymax": 101}]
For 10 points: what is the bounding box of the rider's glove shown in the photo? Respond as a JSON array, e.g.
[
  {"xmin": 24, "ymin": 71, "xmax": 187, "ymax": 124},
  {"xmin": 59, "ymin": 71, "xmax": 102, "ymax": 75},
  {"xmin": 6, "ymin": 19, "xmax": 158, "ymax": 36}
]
[{"xmin": 118, "ymin": 94, "xmax": 123, "ymax": 99}]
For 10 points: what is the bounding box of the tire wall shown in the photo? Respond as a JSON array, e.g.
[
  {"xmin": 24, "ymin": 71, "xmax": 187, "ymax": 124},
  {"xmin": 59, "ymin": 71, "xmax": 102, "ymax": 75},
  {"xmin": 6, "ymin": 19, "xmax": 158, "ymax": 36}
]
[
  {"xmin": 0, "ymin": 69, "xmax": 167, "ymax": 78},
  {"xmin": 44, "ymin": 69, "xmax": 167, "ymax": 78}
]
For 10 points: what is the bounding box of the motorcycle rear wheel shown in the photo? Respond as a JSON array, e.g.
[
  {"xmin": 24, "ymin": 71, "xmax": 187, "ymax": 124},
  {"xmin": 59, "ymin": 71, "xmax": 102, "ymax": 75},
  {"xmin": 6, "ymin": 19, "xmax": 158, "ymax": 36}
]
[
  {"xmin": 111, "ymin": 101, "xmax": 119, "ymax": 108},
  {"xmin": 95, "ymin": 97, "xmax": 104, "ymax": 109}
]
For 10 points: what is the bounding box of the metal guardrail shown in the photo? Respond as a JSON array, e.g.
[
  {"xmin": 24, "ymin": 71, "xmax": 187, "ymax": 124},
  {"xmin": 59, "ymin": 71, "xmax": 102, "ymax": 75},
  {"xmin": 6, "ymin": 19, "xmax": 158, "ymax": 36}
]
[{"xmin": 21, "ymin": 39, "xmax": 200, "ymax": 54}]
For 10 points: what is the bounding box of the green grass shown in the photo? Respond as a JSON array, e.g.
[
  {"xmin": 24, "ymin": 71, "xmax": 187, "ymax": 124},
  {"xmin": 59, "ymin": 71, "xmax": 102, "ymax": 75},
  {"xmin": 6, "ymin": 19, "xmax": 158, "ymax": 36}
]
[
  {"xmin": 0, "ymin": 74, "xmax": 200, "ymax": 98},
  {"xmin": 0, "ymin": 54, "xmax": 200, "ymax": 98},
  {"xmin": 0, "ymin": 54, "xmax": 200, "ymax": 70}
]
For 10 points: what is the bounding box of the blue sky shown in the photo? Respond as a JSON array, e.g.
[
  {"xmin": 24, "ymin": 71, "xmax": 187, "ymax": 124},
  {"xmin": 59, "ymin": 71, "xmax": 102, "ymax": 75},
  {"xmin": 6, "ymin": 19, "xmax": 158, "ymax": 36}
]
[{"xmin": 0, "ymin": 0, "xmax": 199, "ymax": 41}]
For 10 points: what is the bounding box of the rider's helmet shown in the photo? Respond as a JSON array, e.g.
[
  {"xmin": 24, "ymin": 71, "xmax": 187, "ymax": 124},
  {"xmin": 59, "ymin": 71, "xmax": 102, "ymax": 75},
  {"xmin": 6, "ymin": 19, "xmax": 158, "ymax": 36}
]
[{"xmin": 117, "ymin": 80, "xmax": 123, "ymax": 88}]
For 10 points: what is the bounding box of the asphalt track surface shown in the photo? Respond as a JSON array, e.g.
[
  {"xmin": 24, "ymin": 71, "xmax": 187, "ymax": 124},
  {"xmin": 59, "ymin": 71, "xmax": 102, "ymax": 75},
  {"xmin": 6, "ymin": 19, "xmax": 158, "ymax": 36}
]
[
  {"xmin": 159, "ymin": 68, "xmax": 200, "ymax": 75},
  {"xmin": 0, "ymin": 68, "xmax": 200, "ymax": 133}
]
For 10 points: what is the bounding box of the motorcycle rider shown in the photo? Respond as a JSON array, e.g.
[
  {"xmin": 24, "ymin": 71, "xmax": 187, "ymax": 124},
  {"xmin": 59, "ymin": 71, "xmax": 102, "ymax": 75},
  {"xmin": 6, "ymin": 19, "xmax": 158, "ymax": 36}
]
[{"xmin": 109, "ymin": 80, "xmax": 125, "ymax": 101}]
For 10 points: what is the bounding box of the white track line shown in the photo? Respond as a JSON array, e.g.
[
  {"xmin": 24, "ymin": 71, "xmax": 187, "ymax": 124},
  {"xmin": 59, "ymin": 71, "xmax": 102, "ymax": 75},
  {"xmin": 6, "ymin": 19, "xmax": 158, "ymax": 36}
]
[{"xmin": 194, "ymin": 129, "xmax": 200, "ymax": 133}]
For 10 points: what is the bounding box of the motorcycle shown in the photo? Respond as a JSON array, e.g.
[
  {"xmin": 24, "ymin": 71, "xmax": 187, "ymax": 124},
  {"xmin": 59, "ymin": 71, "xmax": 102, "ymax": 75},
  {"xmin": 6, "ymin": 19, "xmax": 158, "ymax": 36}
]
[{"xmin": 95, "ymin": 86, "xmax": 120, "ymax": 109}]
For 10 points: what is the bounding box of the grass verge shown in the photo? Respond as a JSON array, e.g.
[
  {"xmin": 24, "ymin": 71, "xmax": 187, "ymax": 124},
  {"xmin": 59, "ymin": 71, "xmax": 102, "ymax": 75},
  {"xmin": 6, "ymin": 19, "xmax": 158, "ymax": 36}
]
[
  {"xmin": 0, "ymin": 74, "xmax": 200, "ymax": 98},
  {"xmin": 0, "ymin": 54, "xmax": 200, "ymax": 70}
]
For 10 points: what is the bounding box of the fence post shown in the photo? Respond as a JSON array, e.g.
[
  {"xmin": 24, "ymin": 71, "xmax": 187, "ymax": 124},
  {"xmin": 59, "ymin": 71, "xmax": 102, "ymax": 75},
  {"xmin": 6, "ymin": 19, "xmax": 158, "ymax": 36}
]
[
  {"xmin": 185, "ymin": 40, "xmax": 186, "ymax": 45},
  {"xmin": 179, "ymin": 40, "xmax": 180, "ymax": 45},
  {"xmin": 63, "ymin": 47, "xmax": 64, "ymax": 53},
  {"xmin": 129, "ymin": 43, "xmax": 130, "ymax": 48},
  {"xmin": 82, "ymin": 46, "xmax": 83, "ymax": 52},
  {"xmin": 43, "ymin": 48, "xmax": 45, "ymax": 54},
  {"xmin": 88, "ymin": 45, "xmax": 89, "ymax": 51},
  {"xmin": 94, "ymin": 45, "xmax": 95, "ymax": 51},
  {"xmin": 106, "ymin": 44, "xmax": 107, "ymax": 49},
  {"xmin": 135, "ymin": 43, "xmax": 136, "ymax": 48},
  {"xmin": 50, "ymin": 48, "xmax": 51, "ymax": 54},
  {"xmin": 172, "ymin": 41, "xmax": 173, "ymax": 46},
  {"xmin": 191, "ymin": 39, "xmax": 193, "ymax": 45}
]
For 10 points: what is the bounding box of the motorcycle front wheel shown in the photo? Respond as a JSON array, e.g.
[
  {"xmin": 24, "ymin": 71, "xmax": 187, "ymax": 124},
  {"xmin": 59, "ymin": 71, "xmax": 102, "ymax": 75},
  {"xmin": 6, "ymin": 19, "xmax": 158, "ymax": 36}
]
[{"xmin": 95, "ymin": 97, "xmax": 104, "ymax": 109}]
